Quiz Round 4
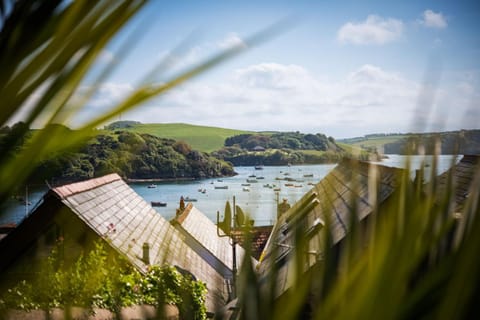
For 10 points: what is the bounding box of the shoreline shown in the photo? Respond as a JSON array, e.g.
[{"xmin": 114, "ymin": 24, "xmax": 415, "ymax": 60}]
[{"xmin": 125, "ymin": 177, "xmax": 196, "ymax": 183}]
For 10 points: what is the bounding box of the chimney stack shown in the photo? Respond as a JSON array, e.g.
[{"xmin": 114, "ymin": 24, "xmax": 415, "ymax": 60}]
[{"xmin": 142, "ymin": 242, "xmax": 150, "ymax": 265}]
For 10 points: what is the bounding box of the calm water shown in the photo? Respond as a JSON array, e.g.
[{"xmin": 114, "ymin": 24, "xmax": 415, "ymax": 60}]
[
  {"xmin": 0, "ymin": 155, "xmax": 460, "ymax": 226},
  {"xmin": 131, "ymin": 164, "xmax": 337, "ymax": 225}
]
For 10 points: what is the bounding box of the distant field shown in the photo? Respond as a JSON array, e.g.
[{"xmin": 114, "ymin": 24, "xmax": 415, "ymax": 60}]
[
  {"xmin": 344, "ymin": 136, "xmax": 404, "ymax": 152},
  {"xmin": 298, "ymin": 150, "xmax": 327, "ymax": 156},
  {"xmin": 336, "ymin": 143, "xmax": 363, "ymax": 154},
  {"xmin": 124, "ymin": 123, "xmax": 252, "ymax": 152}
]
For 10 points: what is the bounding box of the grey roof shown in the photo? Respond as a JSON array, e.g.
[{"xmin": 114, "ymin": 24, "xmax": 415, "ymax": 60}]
[
  {"xmin": 172, "ymin": 204, "xmax": 249, "ymax": 277},
  {"xmin": 51, "ymin": 174, "xmax": 227, "ymax": 310},
  {"xmin": 257, "ymin": 158, "xmax": 404, "ymax": 296},
  {"xmin": 435, "ymin": 155, "xmax": 479, "ymax": 212}
]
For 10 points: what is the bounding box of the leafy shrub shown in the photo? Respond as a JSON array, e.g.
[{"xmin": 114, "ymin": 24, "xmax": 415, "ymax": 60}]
[{"xmin": 0, "ymin": 242, "xmax": 208, "ymax": 319}]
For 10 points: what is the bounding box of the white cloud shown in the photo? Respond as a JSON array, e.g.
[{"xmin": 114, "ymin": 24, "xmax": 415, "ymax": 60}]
[
  {"xmin": 125, "ymin": 63, "xmax": 422, "ymax": 137},
  {"xmin": 420, "ymin": 10, "xmax": 447, "ymax": 29},
  {"xmin": 89, "ymin": 82, "xmax": 134, "ymax": 107},
  {"xmin": 337, "ymin": 15, "xmax": 404, "ymax": 45},
  {"xmin": 233, "ymin": 63, "xmax": 316, "ymax": 90},
  {"xmin": 153, "ymin": 32, "xmax": 247, "ymax": 77},
  {"xmin": 217, "ymin": 33, "xmax": 246, "ymax": 49},
  {"xmin": 97, "ymin": 50, "xmax": 115, "ymax": 64},
  {"xmin": 71, "ymin": 82, "xmax": 134, "ymax": 126},
  {"xmin": 81, "ymin": 63, "xmax": 478, "ymax": 138}
]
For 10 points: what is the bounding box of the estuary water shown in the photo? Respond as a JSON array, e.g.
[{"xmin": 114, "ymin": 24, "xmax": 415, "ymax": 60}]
[{"xmin": 0, "ymin": 155, "xmax": 461, "ymax": 226}]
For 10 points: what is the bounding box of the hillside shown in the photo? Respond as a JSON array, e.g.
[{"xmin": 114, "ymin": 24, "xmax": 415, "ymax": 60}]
[
  {"xmin": 212, "ymin": 132, "xmax": 375, "ymax": 165},
  {"xmin": 4, "ymin": 129, "xmax": 236, "ymax": 184},
  {"xmin": 339, "ymin": 130, "xmax": 480, "ymax": 154},
  {"xmin": 383, "ymin": 130, "xmax": 480, "ymax": 154},
  {"xmin": 338, "ymin": 134, "xmax": 405, "ymax": 153},
  {"xmin": 105, "ymin": 121, "xmax": 377, "ymax": 165},
  {"xmin": 105, "ymin": 122, "xmax": 252, "ymax": 153}
]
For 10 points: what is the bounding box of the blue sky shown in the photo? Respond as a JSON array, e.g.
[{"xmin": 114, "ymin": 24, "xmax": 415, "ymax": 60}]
[{"xmin": 80, "ymin": 0, "xmax": 480, "ymax": 138}]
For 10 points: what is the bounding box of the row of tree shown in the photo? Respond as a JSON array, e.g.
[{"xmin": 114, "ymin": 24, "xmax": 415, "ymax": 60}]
[
  {"xmin": 383, "ymin": 130, "xmax": 480, "ymax": 154},
  {"xmin": 224, "ymin": 132, "xmax": 339, "ymax": 151},
  {"xmin": 214, "ymin": 132, "xmax": 352, "ymax": 166},
  {"xmin": 0, "ymin": 123, "xmax": 363, "ymax": 183},
  {"xmin": 0, "ymin": 124, "xmax": 235, "ymax": 184}
]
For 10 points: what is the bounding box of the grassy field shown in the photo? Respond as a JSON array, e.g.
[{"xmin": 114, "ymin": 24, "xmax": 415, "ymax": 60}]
[
  {"xmin": 297, "ymin": 149, "xmax": 327, "ymax": 156},
  {"xmin": 123, "ymin": 123, "xmax": 252, "ymax": 153},
  {"xmin": 344, "ymin": 135, "xmax": 404, "ymax": 151},
  {"xmin": 336, "ymin": 142, "xmax": 361, "ymax": 153}
]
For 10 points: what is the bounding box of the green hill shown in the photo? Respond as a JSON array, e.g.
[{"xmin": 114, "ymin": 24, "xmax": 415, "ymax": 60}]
[
  {"xmin": 338, "ymin": 134, "xmax": 405, "ymax": 153},
  {"xmin": 339, "ymin": 130, "xmax": 480, "ymax": 155},
  {"xmin": 106, "ymin": 122, "xmax": 252, "ymax": 153},
  {"xmin": 25, "ymin": 130, "xmax": 235, "ymax": 184}
]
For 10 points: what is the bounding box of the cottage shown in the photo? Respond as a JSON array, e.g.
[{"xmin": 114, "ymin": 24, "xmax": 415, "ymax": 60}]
[
  {"xmin": 248, "ymin": 155, "xmax": 480, "ymax": 318},
  {"xmin": 171, "ymin": 204, "xmax": 254, "ymax": 301},
  {"xmin": 0, "ymin": 173, "xmax": 230, "ymax": 312},
  {"xmin": 252, "ymin": 146, "xmax": 265, "ymax": 152},
  {"xmin": 256, "ymin": 158, "xmax": 405, "ymax": 300}
]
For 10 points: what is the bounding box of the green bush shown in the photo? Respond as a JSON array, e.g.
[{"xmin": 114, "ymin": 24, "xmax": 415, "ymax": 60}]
[{"xmin": 0, "ymin": 242, "xmax": 208, "ymax": 319}]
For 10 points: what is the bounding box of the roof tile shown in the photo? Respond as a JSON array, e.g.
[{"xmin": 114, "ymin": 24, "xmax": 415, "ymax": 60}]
[{"xmin": 49, "ymin": 174, "xmax": 228, "ymax": 311}]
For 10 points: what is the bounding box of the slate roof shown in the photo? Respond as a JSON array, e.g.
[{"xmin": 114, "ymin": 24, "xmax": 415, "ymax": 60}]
[
  {"xmin": 435, "ymin": 155, "xmax": 480, "ymax": 212},
  {"xmin": 231, "ymin": 225, "xmax": 273, "ymax": 260},
  {"xmin": 171, "ymin": 204, "xmax": 253, "ymax": 278},
  {"xmin": 257, "ymin": 158, "xmax": 404, "ymax": 296},
  {"xmin": 7, "ymin": 174, "xmax": 228, "ymax": 311}
]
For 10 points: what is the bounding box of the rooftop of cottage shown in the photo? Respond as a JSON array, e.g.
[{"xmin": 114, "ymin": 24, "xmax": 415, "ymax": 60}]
[
  {"xmin": 2, "ymin": 173, "xmax": 230, "ymax": 311},
  {"xmin": 435, "ymin": 155, "xmax": 480, "ymax": 211},
  {"xmin": 172, "ymin": 203, "xmax": 249, "ymax": 277},
  {"xmin": 257, "ymin": 158, "xmax": 404, "ymax": 296}
]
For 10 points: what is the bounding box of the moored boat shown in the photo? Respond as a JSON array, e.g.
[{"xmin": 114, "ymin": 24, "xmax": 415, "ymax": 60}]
[{"xmin": 151, "ymin": 201, "xmax": 167, "ymax": 207}]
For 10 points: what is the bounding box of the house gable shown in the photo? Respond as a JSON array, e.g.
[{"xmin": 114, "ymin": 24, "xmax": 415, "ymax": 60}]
[{"xmin": 0, "ymin": 174, "xmax": 230, "ymax": 311}]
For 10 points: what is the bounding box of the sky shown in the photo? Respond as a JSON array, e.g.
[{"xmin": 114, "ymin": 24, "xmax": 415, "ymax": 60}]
[{"xmin": 80, "ymin": 0, "xmax": 480, "ymax": 138}]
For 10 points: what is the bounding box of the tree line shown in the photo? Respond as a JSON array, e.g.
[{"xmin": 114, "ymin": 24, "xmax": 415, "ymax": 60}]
[
  {"xmin": 383, "ymin": 130, "xmax": 480, "ymax": 154},
  {"xmin": 0, "ymin": 123, "xmax": 235, "ymax": 185},
  {"xmin": 224, "ymin": 132, "xmax": 339, "ymax": 151}
]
